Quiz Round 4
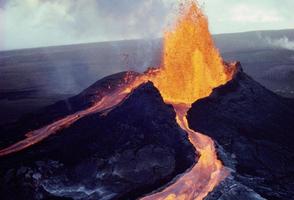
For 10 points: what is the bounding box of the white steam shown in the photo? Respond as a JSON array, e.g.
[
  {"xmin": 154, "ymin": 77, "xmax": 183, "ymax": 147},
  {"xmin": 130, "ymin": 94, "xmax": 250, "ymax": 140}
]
[{"xmin": 265, "ymin": 36, "xmax": 294, "ymax": 50}]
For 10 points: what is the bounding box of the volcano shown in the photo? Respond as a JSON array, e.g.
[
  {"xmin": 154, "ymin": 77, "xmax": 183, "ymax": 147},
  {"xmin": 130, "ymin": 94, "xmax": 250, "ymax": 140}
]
[
  {"xmin": 188, "ymin": 64, "xmax": 294, "ymax": 200},
  {"xmin": 0, "ymin": 1, "xmax": 294, "ymax": 200},
  {"xmin": 0, "ymin": 79, "xmax": 196, "ymax": 200}
]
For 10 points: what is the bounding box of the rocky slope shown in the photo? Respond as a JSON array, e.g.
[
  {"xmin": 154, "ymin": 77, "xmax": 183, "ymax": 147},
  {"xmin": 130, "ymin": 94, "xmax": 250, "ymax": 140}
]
[
  {"xmin": 188, "ymin": 64, "xmax": 294, "ymax": 200},
  {"xmin": 0, "ymin": 71, "xmax": 139, "ymax": 149},
  {"xmin": 0, "ymin": 80, "xmax": 195, "ymax": 200}
]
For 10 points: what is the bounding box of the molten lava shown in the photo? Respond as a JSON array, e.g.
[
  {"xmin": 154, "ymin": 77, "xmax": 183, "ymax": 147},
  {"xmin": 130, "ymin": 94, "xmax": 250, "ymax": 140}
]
[
  {"xmin": 141, "ymin": 105, "xmax": 228, "ymax": 200},
  {"xmin": 150, "ymin": 2, "xmax": 235, "ymax": 104},
  {"xmin": 0, "ymin": 1, "xmax": 236, "ymax": 200},
  {"xmin": 141, "ymin": 2, "xmax": 234, "ymax": 199}
]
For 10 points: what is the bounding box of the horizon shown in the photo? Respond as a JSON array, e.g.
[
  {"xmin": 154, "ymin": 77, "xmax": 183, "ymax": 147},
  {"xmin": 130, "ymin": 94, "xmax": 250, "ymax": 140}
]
[{"xmin": 1, "ymin": 28, "xmax": 293, "ymax": 52}]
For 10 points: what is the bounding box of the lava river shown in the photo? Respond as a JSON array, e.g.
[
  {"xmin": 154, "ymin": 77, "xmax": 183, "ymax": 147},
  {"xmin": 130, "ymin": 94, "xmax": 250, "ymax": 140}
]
[{"xmin": 0, "ymin": 1, "xmax": 236, "ymax": 200}]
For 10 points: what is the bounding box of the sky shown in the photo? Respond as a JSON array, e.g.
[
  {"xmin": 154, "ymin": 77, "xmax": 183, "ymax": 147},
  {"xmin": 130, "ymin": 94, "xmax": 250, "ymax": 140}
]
[{"xmin": 0, "ymin": 0, "xmax": 293, "ymax": 50}]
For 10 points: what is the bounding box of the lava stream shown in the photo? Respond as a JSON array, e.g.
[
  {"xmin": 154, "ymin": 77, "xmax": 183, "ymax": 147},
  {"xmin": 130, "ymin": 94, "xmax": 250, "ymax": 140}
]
[
  {"xmin": 0, "ymin": 77, "xmax": 148, "ymax": 157},
  {"xmin": 141, "ymin": 104, "xmax": 229, "ymax": 200}
]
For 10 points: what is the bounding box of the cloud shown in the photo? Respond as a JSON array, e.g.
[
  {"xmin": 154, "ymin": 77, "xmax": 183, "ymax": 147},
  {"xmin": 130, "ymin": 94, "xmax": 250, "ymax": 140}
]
[
  {"xmin": 200, "ymin": 0, "xmax": 294, "ymax": 33},
  {"xmin": 229, "ymin": 4, "xmax": 283, "ymax": 23},
  {"xmin": 1, "ymin": 0, "xmax": 176, "ymax": 50}
]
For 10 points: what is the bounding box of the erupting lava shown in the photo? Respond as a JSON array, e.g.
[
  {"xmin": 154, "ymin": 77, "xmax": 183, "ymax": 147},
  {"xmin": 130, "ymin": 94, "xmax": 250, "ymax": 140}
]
[
  {"xmin": 0, "ymin": 1, "xmax": 236, "ymax": 200},
  {"xmin": 141, "ymin": 2, "xmax": 235, "ymax": 199},
  {"xmin": 150, "ymin": 2, "xmax": 234, "ymax": 104}
]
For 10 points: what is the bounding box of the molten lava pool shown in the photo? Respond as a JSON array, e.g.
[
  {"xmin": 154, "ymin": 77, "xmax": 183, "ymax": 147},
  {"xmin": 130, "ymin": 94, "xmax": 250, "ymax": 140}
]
[{"xmin": 0, "ymin": 1, "xmax": 237, "ymax": 200}]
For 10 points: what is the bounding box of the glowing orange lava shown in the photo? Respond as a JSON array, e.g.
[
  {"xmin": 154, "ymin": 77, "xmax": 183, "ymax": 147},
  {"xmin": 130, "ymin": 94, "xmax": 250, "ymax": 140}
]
[
  {"xmin": 150, "ymin": 2, "xmax": 235, "ymax": 104},
  {"xmin": 140, "ymin": 105, "xmax": 228, "ymax": 200},
  {"xmin": 141, "ymin": 2, "xmax": 235, "ymax": 199},
  {"xmin": 0, "ymin": 1, "xmax": 237, "ymax": 200},
  {"xmin": 0, "ymin": 74, "xmax": 148, "ymax": 157}
]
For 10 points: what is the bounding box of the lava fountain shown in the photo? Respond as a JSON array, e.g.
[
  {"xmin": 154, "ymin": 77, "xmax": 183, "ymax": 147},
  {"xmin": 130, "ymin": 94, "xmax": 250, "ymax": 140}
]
[
  {"xmin": 150, "ymin": 2, "xmax": 235, "ymax": 104},
  {"xmin": 141, "ymin": 2, "xmax": 235, "ymax": 200},
  {"xmin": 0, "ymin": 1, "xmax": 236, "ymax": 200}
]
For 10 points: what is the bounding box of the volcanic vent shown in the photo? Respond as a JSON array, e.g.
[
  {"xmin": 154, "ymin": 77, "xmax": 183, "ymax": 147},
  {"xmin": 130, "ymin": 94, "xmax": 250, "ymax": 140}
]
[{"xmin": 0, "ymin": 1, "xmax": 241, "ymax": 200}]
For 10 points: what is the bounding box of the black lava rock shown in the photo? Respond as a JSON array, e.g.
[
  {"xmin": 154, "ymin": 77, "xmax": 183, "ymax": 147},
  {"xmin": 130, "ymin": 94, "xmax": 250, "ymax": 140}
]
[
  {"xmin": 0, "ymin": 71, "xmax": 139, "ymax": 149},
  {"xmin": 0, "ymin": 81, "xmax": 195, "ymax": 200},
  {"xmin": 188, "ymin": 65, "xmax": 294, "ymax": 200}
]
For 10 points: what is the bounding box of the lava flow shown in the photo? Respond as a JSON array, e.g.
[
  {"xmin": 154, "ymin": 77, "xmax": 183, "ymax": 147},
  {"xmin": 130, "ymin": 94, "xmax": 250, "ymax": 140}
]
[
  {"xmin": 0, "ymin": 76, "xmax": 146, "ymax": 156},
  {"xmin": 0, "ymin": 1, "xmax": 236, "ymax": 200}
]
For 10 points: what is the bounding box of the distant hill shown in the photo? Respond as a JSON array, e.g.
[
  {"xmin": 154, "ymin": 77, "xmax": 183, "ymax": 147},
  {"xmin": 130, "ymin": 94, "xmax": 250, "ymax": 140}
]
[
  {"xmin": 218, "ymin": 29, "xmax": 294, "ymax": 98},
  {"xmin": 215, "ymin": 29, "xmax": 294, "ymax": 53},
  {"xmin": 0, "ymin": 29, "xmax": 293, "ymax": 124}
]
